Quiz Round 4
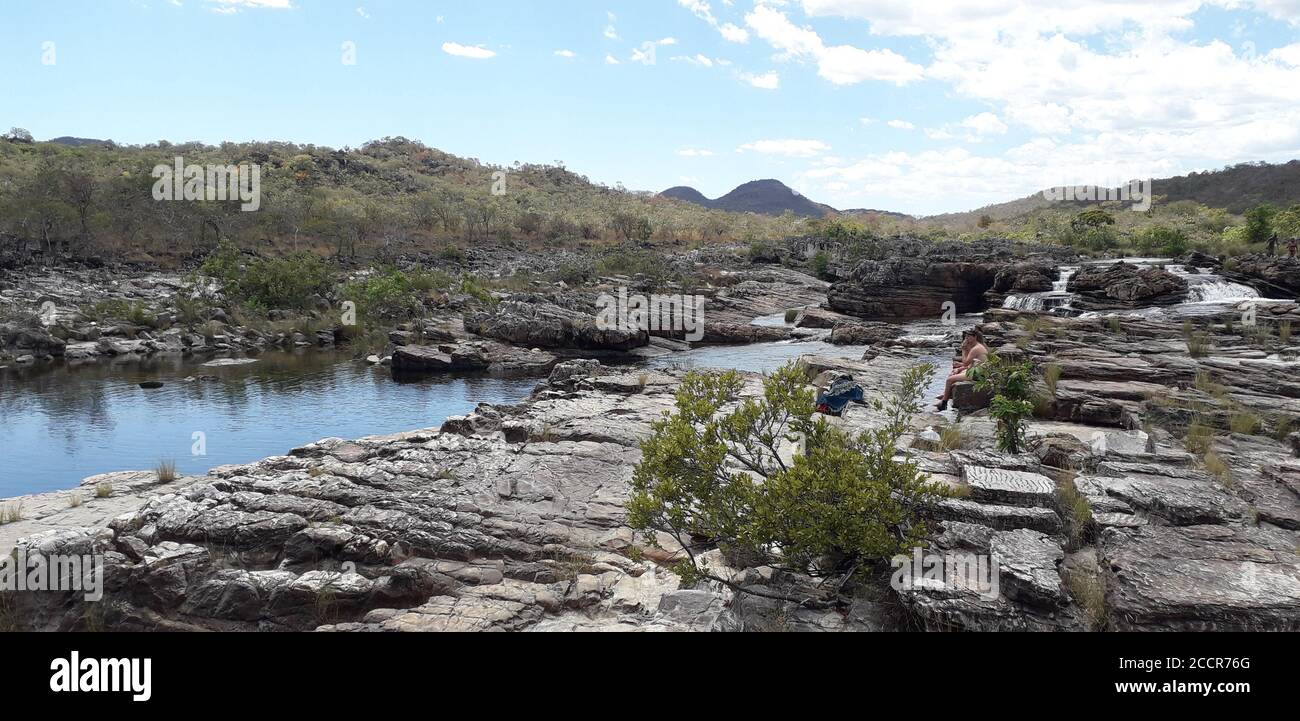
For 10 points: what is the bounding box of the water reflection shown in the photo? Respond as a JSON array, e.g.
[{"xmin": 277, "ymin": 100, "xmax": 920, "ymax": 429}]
[{"xmin": 0, "ymin": 352, "xmax": 538, "ymax": 497}]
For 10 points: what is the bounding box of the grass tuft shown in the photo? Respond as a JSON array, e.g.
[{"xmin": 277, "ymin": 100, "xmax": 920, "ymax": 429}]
[{"xmin": 156, "ymin": 459, "xmax": 177, "ymax": 483}]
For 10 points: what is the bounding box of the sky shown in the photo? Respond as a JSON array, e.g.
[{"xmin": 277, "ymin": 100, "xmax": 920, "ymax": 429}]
[{"xmin": 2, "ymin": 0, "xmax": 1299, "ymax": 215}]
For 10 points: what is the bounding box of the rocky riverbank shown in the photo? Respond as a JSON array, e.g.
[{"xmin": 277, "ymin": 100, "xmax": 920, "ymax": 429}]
[
  {"xmin": 3, "ymin": 240, "xmax": 1297, "ymax": 632},
  {"xmin": 0, "ymin": 256, "xmax": 830, "ymax": 371},
  {"xmin": 5, "ymin": 324, "xmax": 1296, "ymax": 631}
]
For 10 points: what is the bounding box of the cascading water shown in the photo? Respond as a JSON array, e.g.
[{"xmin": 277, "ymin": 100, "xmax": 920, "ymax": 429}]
[{"xmin": 1002, "ymin": 266, "xmax": 1079, "ymax": 313}]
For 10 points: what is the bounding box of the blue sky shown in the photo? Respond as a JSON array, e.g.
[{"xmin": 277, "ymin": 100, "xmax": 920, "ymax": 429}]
[{"xmin": 3, "ymin": 0, "xmax": 1299, "ymax": 215}]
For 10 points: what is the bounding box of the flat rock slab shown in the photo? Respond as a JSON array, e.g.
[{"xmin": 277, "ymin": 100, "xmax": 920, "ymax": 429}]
[
  {"xmin": 1076, "ymin": 472, "xmax": 1248, "ymax": 526},
  {"xmin": 1101, "ymin": 524, "xmax": 1300, "ymax": 631},
  {"xmin": 934, "ymin": 498, "xmax": 1062, "ymax": 534},
  {"xmin": 963, "ymin": 466, "xmax": 1057, "ymax": 508},
  {"xmin": 990, "ymin": 529, "xmax": 1066, "ymax": 608}
]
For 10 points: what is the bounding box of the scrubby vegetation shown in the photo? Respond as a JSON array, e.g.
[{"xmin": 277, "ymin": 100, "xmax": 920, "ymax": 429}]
[
  {"xmin": 627, "ymin": 362, "xmax": 951, "ymax": 600},
  {"xmin": 970, "ymin": 354, "xmax": 1035, "ymax": 454},
  {"xmin": 0, "ymin": 135, "xmax": 798, "ymax": 266},
  {"xmin": 5, "ymin": 133, "xmax": 1297, "ymax": 270}
]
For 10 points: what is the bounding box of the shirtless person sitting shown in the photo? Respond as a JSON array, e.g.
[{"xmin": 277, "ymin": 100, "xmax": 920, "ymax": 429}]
[{"xmin": 937, "ymin": 329, "xmax": 988, "ymax": 411}]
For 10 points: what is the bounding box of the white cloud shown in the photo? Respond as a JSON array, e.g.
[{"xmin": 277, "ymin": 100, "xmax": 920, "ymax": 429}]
[
  {"xmin": 554, "ymin": 49, "xmax": 577, "ymax": 58},
  {"xmin": 605, "ymin": 54, "xmax": 621, "ymax": 65},
  {"xmin": 205, "ymin": 0, "xmax": 293, "ymax": 10},
  {"xmin": 740, "ymin": 71, "xmax": 780, "ymax": 89},
  {"xmin": 355, "ymin": 7, "xmax": 370, "ymax": 19},
  {"xmin": 744, "ymin": 5, "xmax": 923, "ymax": 85},
  {"xmin": 887, "ymin": 120, "xmax": 914, "ymax": 130},
  {"xmin": 782, "ymin": 0, "xmax": 1300, "ymax": 213},
  {"xmin": 630, "ymin": 38, "xmax": 678, "ymax": 65},
  {"xmin": 677, "ymin": 148, "xmax": 716, "ymax": 157},
  {"xmin": 738, "ymin": 139, "xmax": 830, "ymax": 157},
  {"xmin": 442, "ymin": 42, "xmax": 496, "ymax": 59},
  {"xmin": 677, "ymin": 0, "xmax": 751, "ymax": 42},
  {"xmin": 674, "ymin": 54, "xmax": 716, "ymax": 67}
]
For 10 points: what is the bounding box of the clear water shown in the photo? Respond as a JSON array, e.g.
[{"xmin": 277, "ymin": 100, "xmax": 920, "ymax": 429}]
[{"xmin": 0, "ymin": 352, "xmax": 540, "ymax": 497}]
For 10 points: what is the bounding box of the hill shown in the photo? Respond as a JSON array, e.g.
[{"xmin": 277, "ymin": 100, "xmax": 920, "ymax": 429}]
[
  {"xmin": 0, "ymin": 136, "xmax": 802, "ymax": 266},
  {"xmin": 928, "ymin": 159, "xmax": 1300, "ymax": 227},
  {"xmin": 659, "ymin": 179, "xmax": 833, "ymax": 218}
]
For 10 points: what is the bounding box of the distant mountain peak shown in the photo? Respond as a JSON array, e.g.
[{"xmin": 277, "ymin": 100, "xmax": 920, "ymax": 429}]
[{"xmin": 659, "ymin": 179, "xmax": 832, "ymax": 218}]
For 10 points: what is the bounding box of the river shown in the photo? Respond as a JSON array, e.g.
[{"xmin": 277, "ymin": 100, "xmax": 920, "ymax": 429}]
[{"xmin": 2, "ymin": 323, "xmax": 939, "ymax": 496}]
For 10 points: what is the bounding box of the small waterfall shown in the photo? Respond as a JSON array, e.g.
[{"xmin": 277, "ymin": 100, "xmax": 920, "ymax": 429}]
[
  {"xmin": 1187, "ymin": 279, "xmax": 1259, "ymax": 303},
  {"xmin": 1003, "ymin": 292, "xmax": 1073, "ymax": 312},
  {"xmin": 1054, "ymin": 266, "xmax": 1078, "ymax": 293},
  {"xmin": 1164, "ymin": 264, "xmax": 1259, "ymax": 304}
]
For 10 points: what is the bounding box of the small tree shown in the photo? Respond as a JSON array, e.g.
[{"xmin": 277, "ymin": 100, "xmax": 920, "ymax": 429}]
[
  {"xmin": 811, "ymin": 250, "xmax": 832, "ymax": 279},
  {"xmin": 1244, "ymin": 203, "xmax": 1277, "ymax": 245},
  {"xmin": 969, "ymin": 353, "xmax": 1035, "ymax": 454},
  {"xmin": 627, "ymin": 362, "xmax": 951, "ymax": 601},
  {"xmin": 3, "ymin": 127, "xmax": 34, "ymax": 144}
]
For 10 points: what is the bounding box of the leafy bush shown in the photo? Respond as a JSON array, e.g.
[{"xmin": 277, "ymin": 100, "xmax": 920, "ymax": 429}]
[
  {"xmin": 970, "ymin": 353, "xmax": 1035, "ymax": 454},
  {"xmin": 201, "ymin": 240, "xmax": 334, "ymax": 311},
  {"xmin": 628, "ymin": 362, "xmax": 951, "ymax": 596},
  {"xmin": 342, "ymin": 268, "xmax": 443, "ymax": 321},
  {"xmin": 1135, "ymin": 226, "xmax": 1189, "ymax": 256},
  {"xmin": 811, "ymin": 250, "xmax": 832, "ymax": 279}
]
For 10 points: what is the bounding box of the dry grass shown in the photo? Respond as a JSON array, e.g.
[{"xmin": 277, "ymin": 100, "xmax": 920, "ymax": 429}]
[
  {"xmin": 939, "ymin": 425, "xmax": 966, "ymax": 451},
  {"xmin": 68, "ymin": 492, "xmax": 84, "ymax": 508},
  {"xmin": 156, "ymin": 459, "xmax": 177, "ymax": 483},
  {"xmin": 94, "ymin": 482, "xmax": 113, "ymax": 499},
  {"xmin": 1204, "ymin": 450, "xmax": 1235, "ymax": 487},
  {"xmin": 1062, "ymin": 565, "xmax": 1111, "ymax": 631},
  {"xmin": 1055, "ymin": 478, "xmax": 1094, "ymax": 550},
  {"xmin": 1043, "ymin": 363, "xmax": 1063, "ymax": 397},
  {"xmin": 0, "ymin": 501, "xmax": 24, "ymax": 525},
  {"xmin": 1184, "ymin": 418, "xmax": 1215, "ymax": 455},
  {"xmin": 1228, "ymin": 410, "xmax": 1261, "ymax": 436},
  {"xmin": 1194, "ymin": 370, "xmax": 1228, "ymax": 399}
]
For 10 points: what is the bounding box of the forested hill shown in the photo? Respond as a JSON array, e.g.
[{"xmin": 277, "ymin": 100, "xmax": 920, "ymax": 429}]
[
  {"xmin": 0, "ymin": 135, "xmax": 800, "ymax": 267},
  {"xmin": 929, "ymin": 160, "xmax": 1300, "ymax": 226}
]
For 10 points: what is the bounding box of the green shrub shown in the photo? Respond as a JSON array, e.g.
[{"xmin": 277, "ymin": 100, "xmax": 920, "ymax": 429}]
[
  {"xmin": 970, "ymin": 353, "xmax": 1035, "ymax": 454},
  {"xmin": 628, "ymin": 362, "xmax": 950, "ymax": 595},
  {"xmin": 811, "ymin": 251, "xmax": 832, "ymax": 279},
  {"xmin": 201, "ymin": 240, "xmax": 335, "ymax": 311},
  {"xmin": 342, "ymin": 268, "xmax": 446, "ymax": 321}
]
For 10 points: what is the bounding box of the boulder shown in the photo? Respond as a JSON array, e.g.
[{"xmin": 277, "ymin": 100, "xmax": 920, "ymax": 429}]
[
  {"xmin": 1066, "ymin": 262, "xmax": 1188, "ymax": 310},
  {"xmin": 391, "ymin": 343, "xmax": 490, "ymax": 374},
  {"xmin": 828, "ymin": 322, "xmax": 903, "ymax": 346},
  {"xmin": 465, "ymin": 300, "xmax": 647, "ymax": 351}
]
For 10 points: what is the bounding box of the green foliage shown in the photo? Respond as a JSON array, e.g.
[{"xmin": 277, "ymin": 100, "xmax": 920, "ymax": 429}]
[
  {"xmin": 0, "ymin": 137, "xmax": 800, "ymax": 265},
  {"xmin": 342, "ymin": 267, "xmax": 451, "ymax": 321},
  {"xmin": 1072, "ymin": 208, "xmax": 1116, "ymax": 230},
  {"xmin": 627, "ymin": 362, "xmax": 950, "ymax": 590},
  {"xmin": 200, "ymin": 240, "xmax": 334, "ymax": 311},
  {"xmin": 1135, "ymin": 225, "xmax": 1189, "ymax": 256},
  {"xmin": 811, "ymin": 250, "xmax": 832, "ymax": 279},
  {"xmin": 1244, "ymin": 203, "xmax": 1277, "ymax": 244},
  {"xmin": 1273, "ymin": 204, "xmax": 1300, "ymax": 238},
  {"xmin": 969, "ymin": 353, "xmax": 1035, "ymax": 454}
]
